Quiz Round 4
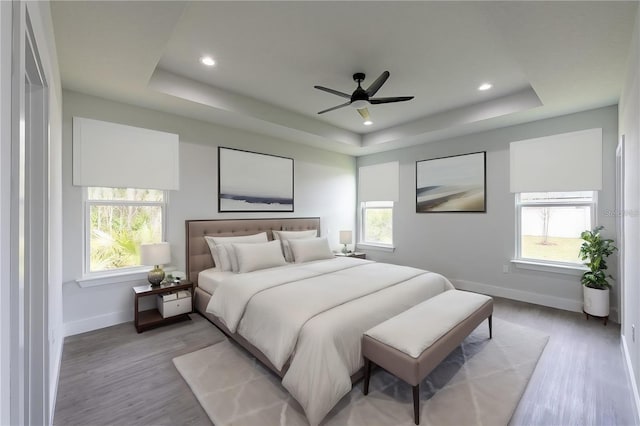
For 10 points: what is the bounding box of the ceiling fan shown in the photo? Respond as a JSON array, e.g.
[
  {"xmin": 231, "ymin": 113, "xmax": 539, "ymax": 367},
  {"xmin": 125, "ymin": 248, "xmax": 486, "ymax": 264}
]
[{"xmin": 314, "ymin": 71, "xmax": 414, "ymax": 121}]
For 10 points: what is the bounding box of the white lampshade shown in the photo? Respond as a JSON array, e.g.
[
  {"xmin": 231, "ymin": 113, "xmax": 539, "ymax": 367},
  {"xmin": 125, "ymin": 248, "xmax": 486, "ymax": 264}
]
[
  {"xmin": 339, "ymin": 230, "xmax": 353, "ymax": 245},
  {"xmin": 140, "ymin": 242, "xmax": 170, "ymax": 266}
]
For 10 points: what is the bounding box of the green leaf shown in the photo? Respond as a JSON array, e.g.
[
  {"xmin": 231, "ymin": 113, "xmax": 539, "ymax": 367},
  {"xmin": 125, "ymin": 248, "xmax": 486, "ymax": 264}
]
[{"xmin": 578, "ymin": 226, "xmax": 617, "ymax": 289}]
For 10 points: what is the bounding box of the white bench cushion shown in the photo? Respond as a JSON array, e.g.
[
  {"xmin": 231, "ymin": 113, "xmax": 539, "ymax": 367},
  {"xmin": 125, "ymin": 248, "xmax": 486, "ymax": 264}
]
[{"xmin": 364, "ymin": 289, "xmax": 492, "ymax": 358}]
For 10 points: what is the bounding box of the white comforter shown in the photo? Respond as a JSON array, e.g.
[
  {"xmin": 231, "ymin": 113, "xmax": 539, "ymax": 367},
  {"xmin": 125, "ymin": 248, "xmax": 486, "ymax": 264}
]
[{"xmin": 206, "ymin": 258, "xmax": 454, "ymax": 425}]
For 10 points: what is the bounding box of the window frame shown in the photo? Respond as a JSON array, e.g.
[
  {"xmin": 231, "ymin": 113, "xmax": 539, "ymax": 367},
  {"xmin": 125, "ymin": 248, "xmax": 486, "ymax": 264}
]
[
  {"xmin": 514, "ymin": 191, "xmax": 597, "ymax": 268},
  {"xmin": 359, "ymin": 201, "xmax": 394, "ymax": 250},
  {"xmin": 82, "ymin": 187, "xmax": 168, "ymax": 278}
]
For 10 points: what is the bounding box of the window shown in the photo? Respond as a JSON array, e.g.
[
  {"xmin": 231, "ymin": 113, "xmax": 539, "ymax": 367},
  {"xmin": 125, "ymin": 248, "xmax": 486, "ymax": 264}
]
[
  {"xmin": 85, "ymin": 187, "xmax": 165, "ymax": 274},
  {"xmin": 360, "ymin": 201, "xmax": 394, "ymax": 247},
  {"xmin": 516, "ymin": 191, "xmax": 596, "ymax": 265}
]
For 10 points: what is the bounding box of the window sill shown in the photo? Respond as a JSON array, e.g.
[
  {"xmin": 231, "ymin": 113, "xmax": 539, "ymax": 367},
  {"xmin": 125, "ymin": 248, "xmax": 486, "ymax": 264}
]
[
  {"xmin": 357, "ymin": 243, "xmax": 395, "ymax": 253},
  {"xmin": 76, "ymin": 266, "xmax": 176, "ymax": 288},
  {"xmin": 510, "ymin": 259, "xmax": 587, "ymax": 276}
]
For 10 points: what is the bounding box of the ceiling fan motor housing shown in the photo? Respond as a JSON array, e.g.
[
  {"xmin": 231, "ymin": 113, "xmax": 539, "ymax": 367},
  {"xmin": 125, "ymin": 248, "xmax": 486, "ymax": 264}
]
[
  {"xmin": 351, "ymin": 87, "xmax": 368, "ymax": 102},
  {"xmin": 351, "ymin": 73, "xmax": 369, "ymax": 107}
]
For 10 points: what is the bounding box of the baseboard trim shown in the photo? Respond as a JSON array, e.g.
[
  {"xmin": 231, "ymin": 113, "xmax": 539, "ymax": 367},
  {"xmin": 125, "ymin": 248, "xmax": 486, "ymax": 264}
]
[
  {"xmin": 452, "ymin": 279, "xmax": 583, "ymax": 313},
  {"xmin": 453, "ymin": 279, "xmax": 620, "ymax": 322},
  {"xmin": 63, "ymin": 310, "xmax": 132, "ymax": 337},
  {"xmin": 622, "ymin": 335, "xmax": 640, "ymax": 424},
  {"xmin": 49, "ymin": 336, "xmax": 63, "ymax": 425}
]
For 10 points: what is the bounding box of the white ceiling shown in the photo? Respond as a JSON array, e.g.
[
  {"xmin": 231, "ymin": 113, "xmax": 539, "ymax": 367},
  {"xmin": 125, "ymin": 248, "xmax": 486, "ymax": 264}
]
[{"xmin": 51, "ymin": 1, "xmax": 638, "ymax": 156}]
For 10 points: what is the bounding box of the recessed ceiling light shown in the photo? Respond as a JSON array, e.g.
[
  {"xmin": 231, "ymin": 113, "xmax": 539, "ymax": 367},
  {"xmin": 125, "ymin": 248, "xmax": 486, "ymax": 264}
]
[
  {"xmin": 200, "ymin": 56, "xmax": 216, "ymax": 67},
  {"xmin": 363, "ymin": 120, "xmax": 373, "ymax": 126},
  {"xmin": 478, "ymin": 83, "xmax": 492, "ymax": 91}
]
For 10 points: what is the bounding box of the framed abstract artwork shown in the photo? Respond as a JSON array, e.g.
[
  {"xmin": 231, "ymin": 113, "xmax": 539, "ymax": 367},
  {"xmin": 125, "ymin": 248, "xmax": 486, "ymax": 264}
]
[
  {"xmin": 218, "ymin": 147, "xmax": 294, "ymax": 212},
  {"xmin": 416, "ymin": 151, "xmax": 486, "ymax": 213}
]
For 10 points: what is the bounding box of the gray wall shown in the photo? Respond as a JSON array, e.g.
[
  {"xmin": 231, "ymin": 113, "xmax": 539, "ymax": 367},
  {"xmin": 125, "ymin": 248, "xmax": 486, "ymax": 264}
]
[
  {"xmin": 60, "ymin": 90, "xmax": 621, "ymax": 336},
  {"xmin": 61, "ymin": 90, "xmax": 356, "ymax": 335},
  {"xmin": 357, "ymin": 105, "xmax": 619, "ymax": 316},
  {"xmin": 619, "ymin": 4, "xmax": 640, "ymax": 417}
]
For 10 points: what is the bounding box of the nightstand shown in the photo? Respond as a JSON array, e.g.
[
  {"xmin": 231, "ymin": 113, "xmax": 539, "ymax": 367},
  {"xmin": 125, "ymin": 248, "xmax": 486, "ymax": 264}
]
[
  {"xmin": 133, "ymin": 280, "xmax": 194, "ymax": 333},
  {"xmin": 335, "ymin": 252, "xmax": 366, "ymax": 259}
]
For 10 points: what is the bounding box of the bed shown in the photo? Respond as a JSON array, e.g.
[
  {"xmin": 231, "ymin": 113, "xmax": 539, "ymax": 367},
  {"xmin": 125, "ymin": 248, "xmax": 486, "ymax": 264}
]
[{"xmin": 186, "ymin": 218, "xmax": 454, "ymax": 425}]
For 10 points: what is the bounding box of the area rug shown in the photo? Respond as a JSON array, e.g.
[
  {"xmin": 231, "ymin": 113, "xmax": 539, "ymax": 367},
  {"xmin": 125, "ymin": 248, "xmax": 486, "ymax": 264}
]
[{"xmin": 173, "ymin": 318, "xmax": 548, "ymax": 426}]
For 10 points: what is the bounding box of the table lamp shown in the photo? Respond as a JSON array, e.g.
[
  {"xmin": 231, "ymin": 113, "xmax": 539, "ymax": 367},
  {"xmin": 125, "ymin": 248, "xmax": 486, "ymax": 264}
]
[
  {"xmin": 140, "ymin": 242, "xmax": 171, "ymax": 286},
  {"xmin": 339, "ymin": 230, "xmax": 352, "ymax": 254}
]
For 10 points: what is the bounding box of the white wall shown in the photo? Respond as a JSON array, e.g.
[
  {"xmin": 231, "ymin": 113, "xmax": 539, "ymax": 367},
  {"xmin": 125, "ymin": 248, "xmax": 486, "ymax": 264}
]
[
  {"xmin": 619, "ymin": 4, "xmax": 640, "ymax": 421},
  {"xmin": 61, "ymin": 90, "xmax": 356, "ymax": 335},
  {"xmin": 357, "ymin": 106, "xmax": 618, "ymax": 316}
]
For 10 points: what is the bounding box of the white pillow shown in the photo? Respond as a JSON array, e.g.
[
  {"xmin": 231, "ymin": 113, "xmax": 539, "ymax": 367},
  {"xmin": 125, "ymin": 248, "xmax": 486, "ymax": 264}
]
[
  {"xmin": 273, "ymin": 229, "xmax": 318, "ymax": 262},
  {"xmin": 233, "ymin": 240, "xmax": 287, "ymax": 273},
  {"xmin": 204, "ymin": 232, "xmax": 268, "ymax": 271},
  {"xmin": 217, "ymin": 244, "xmax": 235, "ymax": 272},
  {"xmin": 204, "ymin": 236, "xmax": 223, "ymax": 268},
  {"xmin": 288, "ymin": 237, "xmax": 334, "ymax": 263}
]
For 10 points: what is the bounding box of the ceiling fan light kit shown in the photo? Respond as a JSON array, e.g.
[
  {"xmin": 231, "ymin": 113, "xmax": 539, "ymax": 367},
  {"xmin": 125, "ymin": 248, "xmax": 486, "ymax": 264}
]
[
  {"xmin": 314, "ymin": 71, "xmax": 414, "ymax": 120},
  {"xmin": 199, "ymin": 55, "xmax": 215, "ymax": 67}
]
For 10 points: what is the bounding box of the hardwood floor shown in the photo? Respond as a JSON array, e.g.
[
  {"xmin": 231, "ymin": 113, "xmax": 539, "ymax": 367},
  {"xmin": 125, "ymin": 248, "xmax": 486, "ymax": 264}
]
[
  {"xmin": 54, "ymin": 298, "xmax": 638, "ymax": 426},
  {"xmin": 54, "ymin": 315, "xmax": 222, "ymax": 426},
  {"xmin": 501, "ymin": 299, "xmax": 637, "ymax": 426}
]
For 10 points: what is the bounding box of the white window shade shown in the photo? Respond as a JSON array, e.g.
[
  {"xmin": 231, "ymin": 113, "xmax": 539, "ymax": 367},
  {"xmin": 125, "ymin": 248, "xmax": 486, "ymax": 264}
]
[
  {"xmin": 359, "ymin": 161, "xmax": 399, "ymax": 202},
  {"xmin": 73, "ymin": 117, "xmax": 180, "ymax": 190},
  {"xmin": 510, "ymin": 128, "xmax": 602, "ymax": 193}
]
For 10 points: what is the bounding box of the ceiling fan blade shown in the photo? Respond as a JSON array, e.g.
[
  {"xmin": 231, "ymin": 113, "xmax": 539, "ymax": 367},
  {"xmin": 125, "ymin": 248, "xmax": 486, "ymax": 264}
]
[
  {"xmin": 366, "ymin": 71, "xmax": 390, "ymax": 97},
  {"xmin": 314, "ymin": 86, "xmax": 352, "ymax": 99},
  {"xmin": 369, "ymin": 96, "xmax": 414, "ymax": 104},
  {"xmin": 357, "ymin": 108, "xmax": 370, "ymax": 120},
  {"xmin": 318, "ymin": 102, "xmax": 351, "ymax": 114}
]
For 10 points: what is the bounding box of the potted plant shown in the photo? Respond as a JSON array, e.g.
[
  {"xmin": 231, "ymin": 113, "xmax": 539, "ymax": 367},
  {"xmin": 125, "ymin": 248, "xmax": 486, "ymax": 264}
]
[{"xmin": 578, "ymin": 225, "xmax": 617, "ymax": 321}]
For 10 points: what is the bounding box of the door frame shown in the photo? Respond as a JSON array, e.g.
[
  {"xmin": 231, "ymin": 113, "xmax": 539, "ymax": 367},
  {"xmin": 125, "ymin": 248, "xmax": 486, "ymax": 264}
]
[
  {"xmin": 8, "ymin": 3, "xmax": 50, "ymax": 425},
  {"xmin": 0, "ymin": 1, "xmax": 13, "ymax": 424},
  {"xmin": 616, "ymin": 136, "xmax": 626, "ymax": 328}
]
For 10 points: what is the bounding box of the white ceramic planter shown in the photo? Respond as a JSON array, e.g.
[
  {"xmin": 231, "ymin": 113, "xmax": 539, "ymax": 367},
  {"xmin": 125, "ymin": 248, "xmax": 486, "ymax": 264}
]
[{"xmin": 583, "ymin": 286, "xmax": 610, "ymax": 317}]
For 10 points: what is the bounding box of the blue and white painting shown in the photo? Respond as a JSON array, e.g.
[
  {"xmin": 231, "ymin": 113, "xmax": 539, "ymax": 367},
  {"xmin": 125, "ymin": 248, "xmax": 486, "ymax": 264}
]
[
  {"xmin": 218, "ymin": 147, "xmax": 294, "ymax": 212},
  {"xmin": 416, "ymin": 152, "xmax": 486, "ymax": 213}
]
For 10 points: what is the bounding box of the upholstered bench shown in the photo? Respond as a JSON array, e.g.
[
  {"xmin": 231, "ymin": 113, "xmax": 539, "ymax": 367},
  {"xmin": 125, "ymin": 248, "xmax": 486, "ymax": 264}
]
[{"xmin": 362, "ymin": 289, "xmax": 493, "ymax": 425}]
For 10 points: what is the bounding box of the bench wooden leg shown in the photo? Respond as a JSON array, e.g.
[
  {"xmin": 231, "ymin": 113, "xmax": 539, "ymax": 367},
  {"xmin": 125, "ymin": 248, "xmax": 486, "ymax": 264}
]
[
  {"xmin": 413, "ymin": 384, "xmax": 420, "ymax": 424},
  {"xmin": 363, "ymin": 358, "xmax": 372, "ymax": 395},
  {"xmin": 488, "ymin": 314, "xmax": 493, "ymax": 339}
]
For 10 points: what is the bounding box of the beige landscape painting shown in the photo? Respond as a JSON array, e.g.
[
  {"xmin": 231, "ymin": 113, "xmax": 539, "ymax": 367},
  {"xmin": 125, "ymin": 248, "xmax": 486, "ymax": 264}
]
[{"xmin": 416, "ymin": 152, "xmax": 486, "ymax": 213}]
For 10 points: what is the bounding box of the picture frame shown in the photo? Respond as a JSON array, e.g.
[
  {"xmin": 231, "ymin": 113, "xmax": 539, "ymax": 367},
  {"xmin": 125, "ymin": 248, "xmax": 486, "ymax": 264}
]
[
  {"xmin": 416, "ymin": 151, "xmax": 486, "ymax": 213},
  {"xmin": 218, "ymin": 147, "xmax": 294, "ymax": 212}
]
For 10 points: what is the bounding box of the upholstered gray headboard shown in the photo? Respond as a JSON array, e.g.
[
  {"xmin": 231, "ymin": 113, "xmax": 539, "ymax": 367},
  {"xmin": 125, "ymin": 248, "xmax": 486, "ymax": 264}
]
[{"xmin": 185, "ymin": 217, "xmax": 321, "ymax": 285}]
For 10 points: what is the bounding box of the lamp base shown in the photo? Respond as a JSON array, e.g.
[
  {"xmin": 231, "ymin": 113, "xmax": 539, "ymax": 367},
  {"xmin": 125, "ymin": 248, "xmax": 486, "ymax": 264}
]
[
  {"xmin": 148, "ymin": 265, "xmax": 165, "ymax": 287},
  {"xmin": 342, "ymin": 244, "xmax": 349, "ymax": 254}
]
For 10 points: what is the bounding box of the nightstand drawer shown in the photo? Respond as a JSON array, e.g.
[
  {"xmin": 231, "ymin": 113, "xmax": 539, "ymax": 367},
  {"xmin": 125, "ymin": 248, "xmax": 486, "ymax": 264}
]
[
  {"xmin": 157, "ymin": 295, "xmax": 192, "ymax": 318},
  {"xmin": 134, "ymin": 281, "xmax": 194, "ymax": 333}
]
